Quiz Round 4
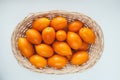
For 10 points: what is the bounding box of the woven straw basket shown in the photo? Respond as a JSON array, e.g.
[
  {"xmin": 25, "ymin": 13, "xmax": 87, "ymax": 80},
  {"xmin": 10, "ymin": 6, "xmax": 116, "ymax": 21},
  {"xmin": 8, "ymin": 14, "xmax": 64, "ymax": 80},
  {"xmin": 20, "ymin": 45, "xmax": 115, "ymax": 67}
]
[{"xmin": 11, "ymin": 10, "xmax": 104, "ymax": 74}]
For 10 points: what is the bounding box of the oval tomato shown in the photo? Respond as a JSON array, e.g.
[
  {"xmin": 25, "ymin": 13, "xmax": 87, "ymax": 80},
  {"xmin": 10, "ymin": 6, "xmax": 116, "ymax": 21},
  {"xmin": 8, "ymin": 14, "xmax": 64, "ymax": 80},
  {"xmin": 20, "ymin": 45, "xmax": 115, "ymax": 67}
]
[{"xmin": 18, "ymin": 38, "xmax": 34, "ymax": 58}]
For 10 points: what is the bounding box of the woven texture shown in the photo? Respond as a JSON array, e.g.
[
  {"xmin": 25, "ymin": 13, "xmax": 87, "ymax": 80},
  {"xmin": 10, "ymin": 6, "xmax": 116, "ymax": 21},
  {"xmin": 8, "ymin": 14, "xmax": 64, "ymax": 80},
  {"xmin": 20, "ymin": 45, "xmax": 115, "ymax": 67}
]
[{"xmin": 11, "ymin": 10, "xmax": 104, "ymax": 74}]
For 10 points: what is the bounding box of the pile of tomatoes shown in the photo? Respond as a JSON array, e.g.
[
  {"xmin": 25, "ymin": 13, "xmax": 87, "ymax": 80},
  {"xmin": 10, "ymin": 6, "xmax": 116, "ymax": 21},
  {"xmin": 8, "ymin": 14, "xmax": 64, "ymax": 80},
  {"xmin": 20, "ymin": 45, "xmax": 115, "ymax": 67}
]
[{"xmin": 18, "ymin": 16, "xmax": 96, "ymax": 69}]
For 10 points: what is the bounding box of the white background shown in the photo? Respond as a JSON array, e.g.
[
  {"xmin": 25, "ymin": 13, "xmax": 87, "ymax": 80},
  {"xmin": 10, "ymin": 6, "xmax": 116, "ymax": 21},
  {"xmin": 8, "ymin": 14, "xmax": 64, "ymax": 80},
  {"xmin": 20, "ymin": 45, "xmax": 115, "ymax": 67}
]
[{"xmin": 0, "ymin": 0, "xmax": 120, "ymax": 80}]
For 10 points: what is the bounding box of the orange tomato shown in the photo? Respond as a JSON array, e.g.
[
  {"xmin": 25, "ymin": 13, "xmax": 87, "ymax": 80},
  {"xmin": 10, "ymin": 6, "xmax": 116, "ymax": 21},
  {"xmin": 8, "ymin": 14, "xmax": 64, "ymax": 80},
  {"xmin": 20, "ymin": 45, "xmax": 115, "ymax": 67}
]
[
  {"xmin": 79, "ymin": 41, "xmax": 89, "ymax": 51},
  {"xmin": 71, "ymin": 51, "xmax": 89, "ymax": 65},
  {"xmin": 52, "ymin": 42, "xmax": 72, "ymax": 56},
  {"xmin": 32, "ymin": 17, "xmax": 50, "ymax": 31},
  {"xmin": 29, "ymin": 54, "xmax": 47, "ymax": 68},
  {"xmin": 50, "ymin": 16, "xmax": 67, "ymax": 30},
  {"xmin": 67, "ymin": 32, "xmax": 82, "ymax": 50},
  {"xmin": 42, "ymin": 27, "xmax": 55, "ymax": 44},
  {"xmin": 79, "ymin": 28, "xmax": 96, "ymax": 43},
  {"xmin": 68, "ymin": 21, "xmax": 83, "ymax": 32},
  {"xmin": 48, "ymin": 55, "xmax": 68, "ymax": 69},
  {"xmin": 26, "ymin": 29, "xmax": 42, "ymax": 44},
  {"xmin": 56, "ymin": 30, "xmax": 67, "ymax": 41},
  {"xmin": 35, "ymin": 44, "xmax": 54, "ymax": 58},
  {"xmin": 18, "ymin": 38, "xmax": 34, "ymax": 58}
]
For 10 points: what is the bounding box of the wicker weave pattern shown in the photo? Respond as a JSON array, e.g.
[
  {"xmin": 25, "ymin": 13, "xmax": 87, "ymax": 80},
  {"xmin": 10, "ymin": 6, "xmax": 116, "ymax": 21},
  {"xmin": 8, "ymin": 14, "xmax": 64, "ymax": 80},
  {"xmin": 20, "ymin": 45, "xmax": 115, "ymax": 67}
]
[{"xmin": 11, "ymin": 10, "xmax": 104, "ymax": 74}]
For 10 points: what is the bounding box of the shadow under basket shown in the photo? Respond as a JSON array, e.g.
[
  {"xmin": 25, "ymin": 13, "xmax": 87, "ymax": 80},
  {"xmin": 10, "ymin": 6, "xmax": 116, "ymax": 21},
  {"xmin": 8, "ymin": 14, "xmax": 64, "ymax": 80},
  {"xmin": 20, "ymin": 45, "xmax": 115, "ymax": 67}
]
[{"xmin": 11, "ymin": 10, "xmax": 104, "ymax": 74}]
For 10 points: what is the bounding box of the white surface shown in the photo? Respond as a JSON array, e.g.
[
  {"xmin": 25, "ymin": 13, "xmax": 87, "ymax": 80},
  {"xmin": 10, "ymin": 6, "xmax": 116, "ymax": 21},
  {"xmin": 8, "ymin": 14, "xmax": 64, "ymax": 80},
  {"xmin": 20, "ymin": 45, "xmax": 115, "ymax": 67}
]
[{"xmin": 0, "ymin": 0, "xmax": 120, "ymax": 80}]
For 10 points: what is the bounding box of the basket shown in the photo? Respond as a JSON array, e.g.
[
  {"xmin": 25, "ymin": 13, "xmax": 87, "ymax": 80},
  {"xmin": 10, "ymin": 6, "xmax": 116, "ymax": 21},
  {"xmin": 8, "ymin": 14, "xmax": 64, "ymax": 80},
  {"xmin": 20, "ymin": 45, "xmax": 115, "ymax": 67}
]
[{"xmin": 11, "ymin": 10, "xmax": 104, "ymax": 74}]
